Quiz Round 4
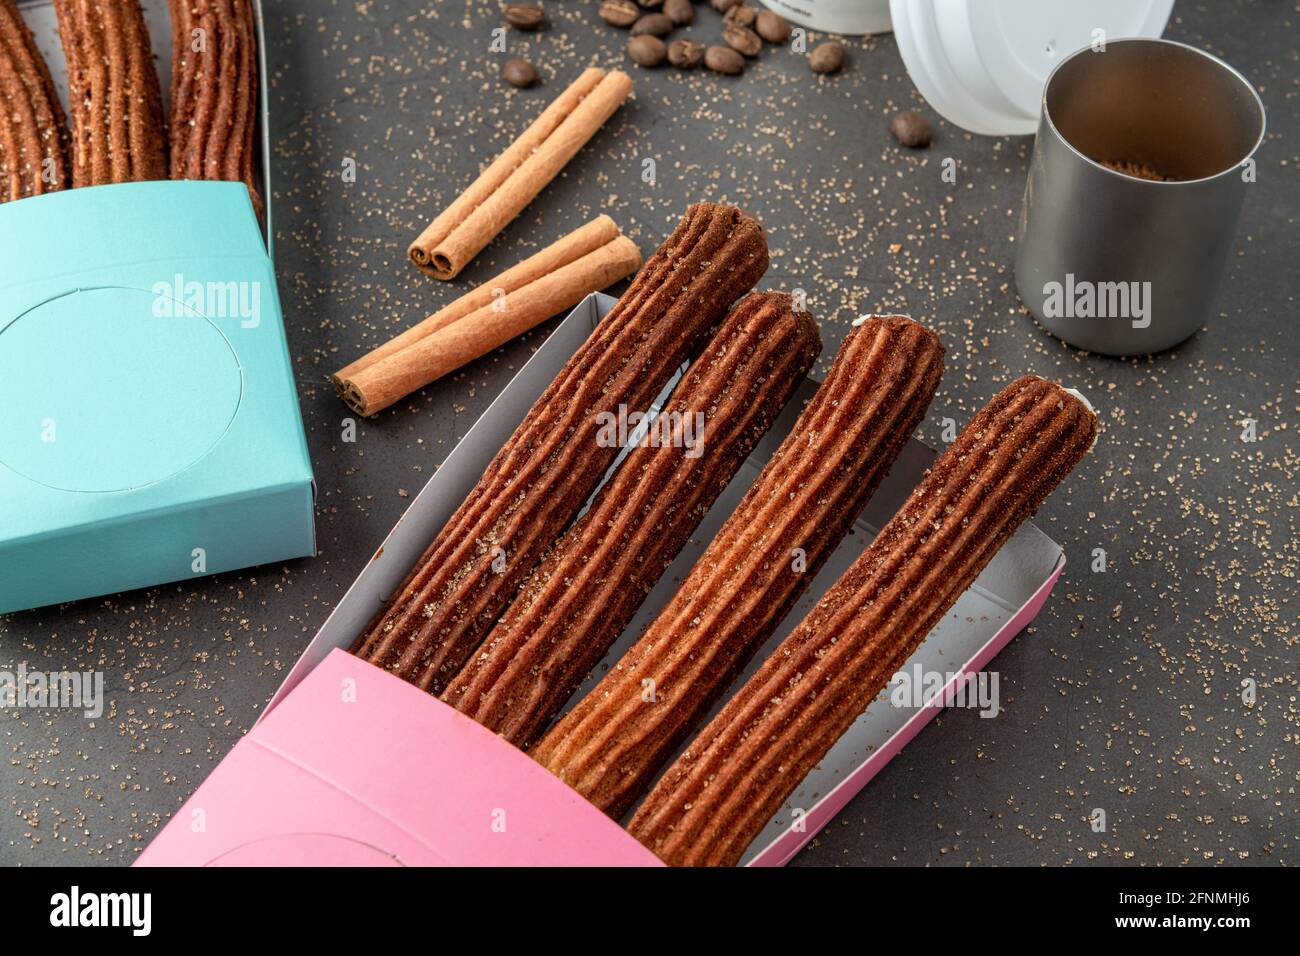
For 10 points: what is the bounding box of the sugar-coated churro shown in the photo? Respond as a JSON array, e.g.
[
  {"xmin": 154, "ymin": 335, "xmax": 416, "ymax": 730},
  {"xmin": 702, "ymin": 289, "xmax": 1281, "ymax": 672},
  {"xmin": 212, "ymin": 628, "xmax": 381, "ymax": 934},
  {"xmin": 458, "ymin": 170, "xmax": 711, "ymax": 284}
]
[
  {"xmin": 0, "ymin": 0, "xmax": 71, "ymax": 202},
  {"xmin": 167, "ymin": 0, "xmax": 261, "ymax": 214},
  {"xmin": 351, "ymin": 203, "xmax": 769, "ymax": 695},
  {"xmin": 443, "ymin": 291, "xmax": 821, "ymax": 749},
  {"xmin": 533, "ymin": 315, "xmax": 944, "ymax": 817},
  {"xmin": 54, "ymin": 0, "xmax": 166, "ymax": 187},
  {"xmin": 629, "ymin": 375, "xmax": 1096, "ymax": 866}
]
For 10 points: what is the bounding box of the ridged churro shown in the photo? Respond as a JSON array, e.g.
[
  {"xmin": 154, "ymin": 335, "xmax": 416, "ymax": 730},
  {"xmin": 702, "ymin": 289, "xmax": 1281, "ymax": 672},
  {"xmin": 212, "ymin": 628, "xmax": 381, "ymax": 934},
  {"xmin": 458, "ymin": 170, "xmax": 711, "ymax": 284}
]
[
  {"xmin": 54, "ymin": 0, "xmax": 165, "ymax": 187},
  {"xmin": 0, "ymin": 0, "xmax": 70, "ymax": 202},
  {"xmin": 351, "ymin": 203, "xmax": 769, "ymax": 694},
  {"xmin": 443, "ymin": 292, "xmax": 821, "ymax": 749},
  {"xmin": 167, "ymin": 0, "xmax": 261, "ymax": 215},
  {"xmin": 533, "ymin": 316, "xmax": 944, "ymax": 817},
  {"xmin": 629, "ymin": 376, "xmax": 1096, "ymax": 866}
]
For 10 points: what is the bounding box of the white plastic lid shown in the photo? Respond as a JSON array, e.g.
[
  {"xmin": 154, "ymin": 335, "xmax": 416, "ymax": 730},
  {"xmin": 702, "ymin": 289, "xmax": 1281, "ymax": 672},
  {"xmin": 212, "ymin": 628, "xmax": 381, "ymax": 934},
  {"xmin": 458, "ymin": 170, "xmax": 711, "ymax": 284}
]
[{"xmin": 890, "ymin": 0, "xmax": 1174, "ymax": 136}]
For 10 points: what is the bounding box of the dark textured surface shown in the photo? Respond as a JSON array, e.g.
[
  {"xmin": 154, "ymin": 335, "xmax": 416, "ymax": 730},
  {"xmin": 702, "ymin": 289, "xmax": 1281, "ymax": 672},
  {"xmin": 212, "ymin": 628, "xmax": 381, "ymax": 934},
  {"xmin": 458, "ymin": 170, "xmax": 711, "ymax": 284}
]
[{"xmin": 1, "ymin": 0, "xmax": 1295, "ymax": 866}]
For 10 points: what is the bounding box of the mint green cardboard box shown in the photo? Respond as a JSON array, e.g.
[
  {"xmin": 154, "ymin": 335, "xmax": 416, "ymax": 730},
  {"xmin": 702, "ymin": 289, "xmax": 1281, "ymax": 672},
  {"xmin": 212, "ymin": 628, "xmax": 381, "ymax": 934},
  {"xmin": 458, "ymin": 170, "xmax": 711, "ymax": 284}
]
[
  {"xmin": 0, "ymin": 181, "xmax": 315, "ymax": 614},
  {"xmin": 0, "ymin": 1, "xmax": 313, "ymax": 614}
]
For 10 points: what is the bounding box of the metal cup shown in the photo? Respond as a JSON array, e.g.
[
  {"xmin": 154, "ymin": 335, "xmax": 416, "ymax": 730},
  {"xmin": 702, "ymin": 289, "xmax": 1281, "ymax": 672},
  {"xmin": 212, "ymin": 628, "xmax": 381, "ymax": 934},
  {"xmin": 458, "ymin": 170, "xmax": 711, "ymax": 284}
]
[{"xmin": 1015, "ymin": 38, "xmax": 1265, "ymax": 355}]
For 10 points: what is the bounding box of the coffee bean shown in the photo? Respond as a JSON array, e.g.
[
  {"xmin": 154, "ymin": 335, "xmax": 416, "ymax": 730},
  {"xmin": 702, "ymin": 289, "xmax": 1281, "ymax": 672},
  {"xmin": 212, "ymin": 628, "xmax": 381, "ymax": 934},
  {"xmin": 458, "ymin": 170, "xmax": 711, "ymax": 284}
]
[
  {"xmin": 890, "ymin": 110, "xmax": 933, "ymax": 148},
  {"xmin": 667, "ymin": 37, "xmax": 705, "ymax": 68},
  {"xmin": 503, "ymin": 3, "xmax": 544, "ymax": 30},
  {"xmin": 503, "ymin": 57, "xmax": 540, "ymax": 87},
  {"xmin": 809, "ymin": 41, "xmax": 844, "ymax": 74},
  {"xmin": 710, "ymin": 0, "xmax": 741, "ymax": 11},
  {"xmin": 704, "ymin": 43, "xmax": 744, "ymax": 75},
  {"xmin": 628, "ymin": 34, "xmax": 668, "ymax": 66},
  {"xmin": 637, "ymin": 0, "xmax": 664, "ymax": 7},
  {"xmin": 723, "ymin": 24, "xmax": 762, "ymax": 57},
  {"xmin": 754, "ymin": 10, "xmax": 790, "ymax": 43},
  {"xmin": 663, "ymin": 0, "xmax": 694, "ymax": 26},
  {"xmin": 723, "ymin": 3, "xmax": 756, "ymax": 28},
  {"xmin": 631, "ymin": 12, "xmax": 673, "ymax": 36},
  {"xmin": 598, "ymin": 0, "xmax": 640, "ymax": 28}
]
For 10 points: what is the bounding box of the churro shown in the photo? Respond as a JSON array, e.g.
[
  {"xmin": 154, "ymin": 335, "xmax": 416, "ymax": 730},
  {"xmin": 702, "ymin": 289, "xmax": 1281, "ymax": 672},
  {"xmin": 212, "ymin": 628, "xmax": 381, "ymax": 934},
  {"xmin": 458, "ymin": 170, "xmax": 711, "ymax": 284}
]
[
  {"xmin": 0, "ymin": 0, "xmax": 70, "ymax": 201},
  {"xmin": 351, "ymin": 203, "xmax": 769, "ymax": 694},
  {"xmin": 443, "ymin": 292, "xmax": 821, "ymax": 749},
  {"xmin": 629, "ymin": 376, "xmax": 1096, "ymax": 865},
  {"xmin": 533, "ymin": 316, "xmax": 943, "ymax": 817},
  {"xmin": 167, "ymin": 0, "xmax": 261, "ymax": 214},
  {"xmin": 54, "ymin": 0, "xmax": 166, "ymax": 186}
]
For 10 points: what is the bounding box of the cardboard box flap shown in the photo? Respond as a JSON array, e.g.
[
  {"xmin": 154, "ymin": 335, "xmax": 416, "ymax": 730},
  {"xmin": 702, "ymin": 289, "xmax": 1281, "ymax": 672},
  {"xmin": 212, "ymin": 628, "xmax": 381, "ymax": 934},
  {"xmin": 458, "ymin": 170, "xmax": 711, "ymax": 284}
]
[
  {"xmin": 137, "ymin": 649, "xmax": 661, "ymax": 867},
  {"xmin": 0, "ymin": 181, "xmax": 265, "ymax": 290}
]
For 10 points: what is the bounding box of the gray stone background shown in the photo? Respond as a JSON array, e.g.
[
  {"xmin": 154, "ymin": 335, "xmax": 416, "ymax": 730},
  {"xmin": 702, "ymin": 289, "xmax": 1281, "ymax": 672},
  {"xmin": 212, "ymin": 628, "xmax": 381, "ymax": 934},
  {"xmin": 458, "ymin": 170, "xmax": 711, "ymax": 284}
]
[{"xmin": 1, "ymin": 0, "xmax": 1295, "ymax": 865}]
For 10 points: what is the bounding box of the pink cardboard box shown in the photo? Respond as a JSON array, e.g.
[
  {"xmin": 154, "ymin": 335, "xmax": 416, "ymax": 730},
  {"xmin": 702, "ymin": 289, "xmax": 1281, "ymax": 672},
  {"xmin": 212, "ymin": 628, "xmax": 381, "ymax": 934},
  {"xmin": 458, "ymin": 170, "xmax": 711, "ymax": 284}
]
[{"xmin": 138, "ymin": 294, "xmax": 1067, "ymax": 867}]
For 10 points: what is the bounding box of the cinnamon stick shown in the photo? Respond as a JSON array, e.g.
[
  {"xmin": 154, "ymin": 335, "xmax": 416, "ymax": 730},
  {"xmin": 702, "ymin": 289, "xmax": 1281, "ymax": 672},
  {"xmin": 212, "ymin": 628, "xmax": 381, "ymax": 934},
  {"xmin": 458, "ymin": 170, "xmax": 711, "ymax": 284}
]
[
  {"xmin": 335, "ymin": 228, "xmax": 642, "ymax": 416},
  {"xmin": 337, "ymin": 215, "xmax": 626, "ymax": 383},
  {"xmin": 408, "ymin": 68, "xmax": 633, "ymax": 280}
]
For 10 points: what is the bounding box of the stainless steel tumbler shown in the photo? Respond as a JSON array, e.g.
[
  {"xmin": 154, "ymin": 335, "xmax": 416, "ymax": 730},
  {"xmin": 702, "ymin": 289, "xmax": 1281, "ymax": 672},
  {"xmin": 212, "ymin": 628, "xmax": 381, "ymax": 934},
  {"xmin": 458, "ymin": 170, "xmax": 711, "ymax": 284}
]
[{"xmin": 1015, "ymin": 38, "xmax": 1265, "ymax": 355}]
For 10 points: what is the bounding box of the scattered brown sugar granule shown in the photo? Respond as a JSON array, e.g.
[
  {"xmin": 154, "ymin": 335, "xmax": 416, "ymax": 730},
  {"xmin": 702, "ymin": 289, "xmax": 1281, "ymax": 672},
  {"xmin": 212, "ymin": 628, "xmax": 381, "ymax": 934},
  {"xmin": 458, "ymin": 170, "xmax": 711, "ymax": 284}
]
[{"xmin": 1099, "ymin": 159, "xmax": 1173, "ymax": 182}]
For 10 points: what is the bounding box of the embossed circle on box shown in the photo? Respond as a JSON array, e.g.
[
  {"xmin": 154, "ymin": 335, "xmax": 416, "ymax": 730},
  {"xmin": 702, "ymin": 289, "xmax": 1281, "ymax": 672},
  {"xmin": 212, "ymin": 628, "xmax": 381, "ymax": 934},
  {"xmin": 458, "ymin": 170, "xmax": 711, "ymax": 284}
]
[
  {"xmin": 206, "ymin": 833, "xmax": 404, "ymax": 867},
  {"xmin": 0, "ymin": 286, "xmax": 242, "ymax": 493}
]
